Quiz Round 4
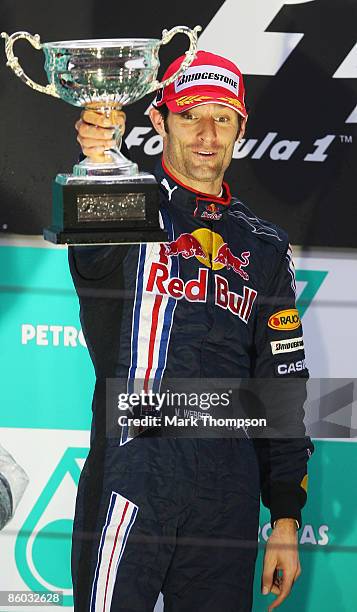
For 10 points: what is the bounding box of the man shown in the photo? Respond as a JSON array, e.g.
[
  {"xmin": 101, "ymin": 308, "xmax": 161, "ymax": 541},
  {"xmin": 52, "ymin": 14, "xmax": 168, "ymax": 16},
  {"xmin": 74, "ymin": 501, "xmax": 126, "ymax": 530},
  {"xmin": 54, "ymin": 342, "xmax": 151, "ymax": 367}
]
[{"xmin": 72, "ymin": 51, "xmax": 314, "ymax": 611}]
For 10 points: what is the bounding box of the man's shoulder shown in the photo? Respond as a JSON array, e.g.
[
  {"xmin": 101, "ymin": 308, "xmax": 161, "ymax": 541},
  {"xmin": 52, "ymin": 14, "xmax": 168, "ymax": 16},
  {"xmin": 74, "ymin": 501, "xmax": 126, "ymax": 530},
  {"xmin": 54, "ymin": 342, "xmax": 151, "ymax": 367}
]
[{"xmin": 229, "ymin": 196, "xmax": 289, "ymax": 254}]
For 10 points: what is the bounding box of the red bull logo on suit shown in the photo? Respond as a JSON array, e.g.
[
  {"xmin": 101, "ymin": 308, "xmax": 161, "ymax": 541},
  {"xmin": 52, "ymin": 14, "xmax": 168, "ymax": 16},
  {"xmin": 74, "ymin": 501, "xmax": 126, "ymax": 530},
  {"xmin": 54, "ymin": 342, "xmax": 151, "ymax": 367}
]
[
  {"xmin": 160, "ymin": 233, "xmax": 207, "ymax": 260},
  {"xmin": 147, "ymin": 230, "xmax": 257, "ymax": 323},
  {"xmin": 213, "ymin": 244, "xmax": 250, "ymax": 280}
]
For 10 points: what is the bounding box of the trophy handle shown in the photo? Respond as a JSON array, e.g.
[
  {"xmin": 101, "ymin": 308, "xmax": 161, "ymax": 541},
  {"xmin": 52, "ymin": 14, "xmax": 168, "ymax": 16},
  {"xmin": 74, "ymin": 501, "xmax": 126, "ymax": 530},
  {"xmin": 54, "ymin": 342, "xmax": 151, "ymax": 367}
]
[
  {"xmin": 150, "ymin": 25, "xmax": 202, "ymax": 92},
  {"xmin": 1, "ymin": 31, "xmax": 60, "ymax": 97}
]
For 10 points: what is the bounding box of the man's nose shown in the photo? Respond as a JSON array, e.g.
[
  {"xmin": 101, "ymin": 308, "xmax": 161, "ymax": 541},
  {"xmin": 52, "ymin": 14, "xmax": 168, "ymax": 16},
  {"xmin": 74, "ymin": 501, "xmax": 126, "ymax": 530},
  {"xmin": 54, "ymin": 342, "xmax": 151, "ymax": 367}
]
[{"xmin": 197, "ymin": 118, "xmax": 218, "ymax": 143}]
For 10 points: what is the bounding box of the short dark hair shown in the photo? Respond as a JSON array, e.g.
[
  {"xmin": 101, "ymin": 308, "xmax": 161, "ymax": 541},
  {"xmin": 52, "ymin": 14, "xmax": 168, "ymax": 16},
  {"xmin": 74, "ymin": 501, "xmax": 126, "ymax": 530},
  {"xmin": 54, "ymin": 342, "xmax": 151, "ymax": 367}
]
[
  {"xmin": 156, "ymin": 103, "xmax": 170, "ymax": 133},
  {"xmin": 156, "ymin": 103, "xmax": 244, "ymax": 136}
]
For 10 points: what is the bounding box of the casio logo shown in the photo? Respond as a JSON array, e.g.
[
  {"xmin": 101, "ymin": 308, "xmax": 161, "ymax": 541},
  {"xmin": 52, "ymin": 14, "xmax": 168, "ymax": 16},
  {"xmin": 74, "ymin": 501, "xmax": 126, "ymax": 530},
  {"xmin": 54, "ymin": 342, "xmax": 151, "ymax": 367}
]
[{"xmin": 277, "ymin": 359, "xmax": 306, "ymax": 375}]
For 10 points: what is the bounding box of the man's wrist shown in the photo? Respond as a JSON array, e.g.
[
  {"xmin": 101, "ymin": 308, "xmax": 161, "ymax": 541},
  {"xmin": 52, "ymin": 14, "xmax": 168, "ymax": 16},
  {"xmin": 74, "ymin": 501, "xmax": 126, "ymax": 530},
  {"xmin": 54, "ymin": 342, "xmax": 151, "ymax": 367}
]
[{"xmin": 272, "ymin": 517, "xmax": 300, "ymax": 530}]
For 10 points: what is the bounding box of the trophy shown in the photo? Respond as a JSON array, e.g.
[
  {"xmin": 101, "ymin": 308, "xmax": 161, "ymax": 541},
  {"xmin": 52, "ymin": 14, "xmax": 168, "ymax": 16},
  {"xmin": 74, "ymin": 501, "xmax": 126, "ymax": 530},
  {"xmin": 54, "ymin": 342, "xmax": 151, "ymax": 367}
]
[{"xmin": 1, "ymin": 27, "xmax": 201, "ymax": 244}]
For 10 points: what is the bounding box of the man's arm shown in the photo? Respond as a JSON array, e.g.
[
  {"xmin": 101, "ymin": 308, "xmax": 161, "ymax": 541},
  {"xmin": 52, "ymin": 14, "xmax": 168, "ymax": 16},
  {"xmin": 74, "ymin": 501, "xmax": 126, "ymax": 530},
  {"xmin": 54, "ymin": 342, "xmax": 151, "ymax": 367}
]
[
  {"xmin": 251, "ymin": 242, "xmax": 314, "ymax": 610},
  {"xmin": 71, "ymin": 107, "xmax": 131, "ymax": 279}
]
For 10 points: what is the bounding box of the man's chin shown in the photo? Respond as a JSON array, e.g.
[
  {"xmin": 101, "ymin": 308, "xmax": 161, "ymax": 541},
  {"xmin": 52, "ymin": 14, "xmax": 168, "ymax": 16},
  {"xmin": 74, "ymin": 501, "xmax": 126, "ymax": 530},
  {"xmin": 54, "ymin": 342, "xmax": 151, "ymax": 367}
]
[{"xmin": 185, "ymin": 163, "xmax": 222, "ymax": 184}]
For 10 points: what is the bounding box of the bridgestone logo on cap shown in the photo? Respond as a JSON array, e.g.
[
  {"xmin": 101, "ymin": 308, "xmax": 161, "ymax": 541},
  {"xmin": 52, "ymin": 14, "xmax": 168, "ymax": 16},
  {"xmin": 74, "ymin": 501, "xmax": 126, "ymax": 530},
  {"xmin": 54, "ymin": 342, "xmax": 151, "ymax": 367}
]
[
  {"xmin": 175, "ymin": 65, "xmax": 239, "ymax": 96},
  {"xmin": 270, "ymin": 337, "xmax": 304, "ymax": 355}
]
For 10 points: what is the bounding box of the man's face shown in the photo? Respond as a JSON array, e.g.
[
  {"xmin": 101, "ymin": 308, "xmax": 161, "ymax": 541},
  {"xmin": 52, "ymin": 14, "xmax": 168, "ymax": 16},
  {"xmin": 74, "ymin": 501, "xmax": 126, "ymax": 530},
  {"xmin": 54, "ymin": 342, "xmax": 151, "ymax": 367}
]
[{"xmin": 151, "ymin": 103, "xmax": 245, "ymax": 189}]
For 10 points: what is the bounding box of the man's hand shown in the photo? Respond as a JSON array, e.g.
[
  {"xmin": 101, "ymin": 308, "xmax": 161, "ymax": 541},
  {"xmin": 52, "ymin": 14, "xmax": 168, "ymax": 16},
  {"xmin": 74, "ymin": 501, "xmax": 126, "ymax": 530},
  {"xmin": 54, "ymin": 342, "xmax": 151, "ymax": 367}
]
[
  {"xmin": 75, "ymin": 108, "xmax": 126, "ymax": 162},
  {"xmin": 261, "ymin": 518, "xmax": 301, "ymax": 611}
]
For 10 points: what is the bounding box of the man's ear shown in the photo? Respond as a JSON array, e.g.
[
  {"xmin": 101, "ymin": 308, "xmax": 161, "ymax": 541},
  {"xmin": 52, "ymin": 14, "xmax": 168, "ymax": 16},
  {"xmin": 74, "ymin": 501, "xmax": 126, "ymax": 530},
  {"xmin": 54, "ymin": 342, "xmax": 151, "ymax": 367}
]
[
  {"xmin": 236, "ymin": 116, "xmax": 247, "ymax": 142},
  {"xmin": 149, "ymin": 107, "xmax": 166, "ymax": 137}
]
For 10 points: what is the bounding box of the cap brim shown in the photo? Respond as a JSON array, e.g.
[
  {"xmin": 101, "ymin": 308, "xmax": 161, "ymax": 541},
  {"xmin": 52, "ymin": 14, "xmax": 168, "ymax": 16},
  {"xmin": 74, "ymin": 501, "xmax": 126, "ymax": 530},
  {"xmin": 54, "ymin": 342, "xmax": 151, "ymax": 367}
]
[{"xmin": 166, "ymin": 97, "xmax": 248, "ymax": 119}]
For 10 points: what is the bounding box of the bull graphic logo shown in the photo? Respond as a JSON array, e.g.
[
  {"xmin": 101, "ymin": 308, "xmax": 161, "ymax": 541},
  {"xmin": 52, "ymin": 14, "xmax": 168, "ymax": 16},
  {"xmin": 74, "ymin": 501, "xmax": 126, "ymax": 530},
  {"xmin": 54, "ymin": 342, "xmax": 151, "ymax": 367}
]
[
  {"xmin": 159, "ymin": 233, "xmax": 208, "ymax": 262},
  {"xmin": 214, "ymin": 244, "xmax": 251, "ymax": 280},
  {"xmin": 159, "ymin": 231, "xmax": 251, "ymax": 281},
  {"xmin": 206, "ymin": 203, "xmax": 218, "ymax": 213}
]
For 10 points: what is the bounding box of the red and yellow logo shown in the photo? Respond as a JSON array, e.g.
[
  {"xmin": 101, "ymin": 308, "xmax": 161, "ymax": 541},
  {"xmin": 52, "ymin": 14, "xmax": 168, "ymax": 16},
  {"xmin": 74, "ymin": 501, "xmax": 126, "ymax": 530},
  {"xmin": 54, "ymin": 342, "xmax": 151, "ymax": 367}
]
[
  {"xmin": 268, "ymin": 309, "xmax": 301, "ymax": 331},
  {"xmin": 190, "ymin": 228, "xmax": 224, "ymax": 269},
  {"xmin": 206, "ymin": 203, "xmax": 218, "ymax": 213}
]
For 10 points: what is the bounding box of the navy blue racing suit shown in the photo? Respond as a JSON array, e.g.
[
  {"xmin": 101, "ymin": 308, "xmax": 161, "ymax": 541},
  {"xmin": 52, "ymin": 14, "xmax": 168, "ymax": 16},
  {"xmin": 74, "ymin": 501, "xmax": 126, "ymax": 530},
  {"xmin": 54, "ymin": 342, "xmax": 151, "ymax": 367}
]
[{"xmin": 69, "ymin": 160, "xmax": 314, "ymax": 611}]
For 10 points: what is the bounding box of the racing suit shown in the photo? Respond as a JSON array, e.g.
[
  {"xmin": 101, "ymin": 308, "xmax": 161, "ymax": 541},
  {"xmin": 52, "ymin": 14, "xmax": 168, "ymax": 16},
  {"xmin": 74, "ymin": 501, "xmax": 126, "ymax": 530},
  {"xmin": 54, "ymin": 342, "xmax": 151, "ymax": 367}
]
[{"xmin": 70, "ymin": 159, "xmax": 314, "ymax": 612}]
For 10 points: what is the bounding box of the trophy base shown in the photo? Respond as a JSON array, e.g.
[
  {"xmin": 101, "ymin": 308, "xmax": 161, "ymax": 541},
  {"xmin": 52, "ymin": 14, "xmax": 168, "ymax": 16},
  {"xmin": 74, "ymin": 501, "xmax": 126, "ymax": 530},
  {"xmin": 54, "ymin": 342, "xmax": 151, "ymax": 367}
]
[
  {"xmin": 44, "ymin": 172, "xmax": 168, "ymax": 245},
  {"xmin": 43, "ymin": 227, "xmax": 168, "ymax": 245}
]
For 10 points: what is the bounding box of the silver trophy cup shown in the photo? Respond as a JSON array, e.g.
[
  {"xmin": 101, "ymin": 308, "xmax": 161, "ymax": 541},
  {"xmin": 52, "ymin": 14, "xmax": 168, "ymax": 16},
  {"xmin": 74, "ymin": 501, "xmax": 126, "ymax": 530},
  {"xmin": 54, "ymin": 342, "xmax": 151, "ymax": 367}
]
[{"xmin": 2, "ymin": 26, "xmax": 201, "ymax": 244}]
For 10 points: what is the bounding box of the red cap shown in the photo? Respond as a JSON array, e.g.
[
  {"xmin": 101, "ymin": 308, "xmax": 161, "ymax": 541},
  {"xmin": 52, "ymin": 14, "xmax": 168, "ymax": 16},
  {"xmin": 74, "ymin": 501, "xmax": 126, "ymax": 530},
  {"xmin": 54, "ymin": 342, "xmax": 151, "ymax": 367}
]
[{"xmin": 154, "ymin": 50, "xmax": 248, "ymax": 118}]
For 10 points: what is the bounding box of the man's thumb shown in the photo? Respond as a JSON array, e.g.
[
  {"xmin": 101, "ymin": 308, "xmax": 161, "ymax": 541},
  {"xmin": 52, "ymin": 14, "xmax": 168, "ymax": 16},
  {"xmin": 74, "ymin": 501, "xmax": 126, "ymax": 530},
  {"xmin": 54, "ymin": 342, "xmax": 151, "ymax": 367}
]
[{"xmin": 261, "ymin": 567, "xmax": 274, "ymax": 595}]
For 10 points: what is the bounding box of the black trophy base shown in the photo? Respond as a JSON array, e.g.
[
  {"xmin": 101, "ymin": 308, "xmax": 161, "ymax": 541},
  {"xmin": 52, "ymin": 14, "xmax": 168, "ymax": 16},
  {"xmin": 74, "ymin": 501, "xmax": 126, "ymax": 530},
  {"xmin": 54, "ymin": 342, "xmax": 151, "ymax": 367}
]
[
  {"xmin": 44, "ymin": 173, "xmax": 168, "ymax": 245},
  {"xmin": 43, "ymin": 227, "xmax": 168, "ymax": 245}
]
